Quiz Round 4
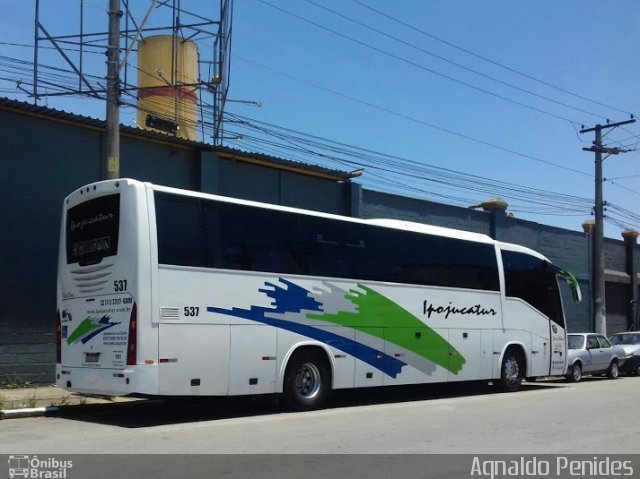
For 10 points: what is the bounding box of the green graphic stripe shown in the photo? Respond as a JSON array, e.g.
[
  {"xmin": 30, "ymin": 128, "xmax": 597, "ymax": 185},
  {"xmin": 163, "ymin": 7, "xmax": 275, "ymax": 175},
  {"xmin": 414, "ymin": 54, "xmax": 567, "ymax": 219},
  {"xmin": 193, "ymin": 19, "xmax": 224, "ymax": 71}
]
[
  {"xmin": 307, "ymin": 284, "xmax": 465, "ymax": 373},
  {"xmin": 66, "ymin": 317, "xmax": 100, "ymax": 345}
]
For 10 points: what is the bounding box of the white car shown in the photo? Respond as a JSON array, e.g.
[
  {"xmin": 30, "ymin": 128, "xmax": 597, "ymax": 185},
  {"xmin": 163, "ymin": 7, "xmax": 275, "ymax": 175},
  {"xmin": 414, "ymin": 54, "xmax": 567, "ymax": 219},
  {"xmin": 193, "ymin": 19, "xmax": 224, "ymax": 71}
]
[
  {"xmin": 609, "ymin": 331, "xmax": 640, "ymax": 376},
  {"xmin": 565, "ymin": 333, "xmax": 627, "ymax": 382}
]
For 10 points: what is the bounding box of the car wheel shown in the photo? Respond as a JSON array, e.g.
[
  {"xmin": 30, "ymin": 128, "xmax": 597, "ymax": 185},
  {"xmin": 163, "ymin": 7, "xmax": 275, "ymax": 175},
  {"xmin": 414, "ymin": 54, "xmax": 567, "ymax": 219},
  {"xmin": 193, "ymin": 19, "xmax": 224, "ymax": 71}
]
[
  {"xmin": 282, "ymin": 350, "xmax": 331, "ymax": 411},
  {"xmin": 566, "ymin": 363, "xmax": 582, "ymax": 383},
  {"xmin": 495, "ymin": 348, "xmax": 524, "ymax": 392},
  {"xmin": 607, "ymin": 360, "xmax": 619, "ymax": 379}
]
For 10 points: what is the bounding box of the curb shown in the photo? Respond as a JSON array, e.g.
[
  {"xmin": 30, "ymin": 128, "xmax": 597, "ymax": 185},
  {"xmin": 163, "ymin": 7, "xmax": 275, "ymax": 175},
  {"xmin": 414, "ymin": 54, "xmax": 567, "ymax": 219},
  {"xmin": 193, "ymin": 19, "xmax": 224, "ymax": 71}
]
[
  {"xmin": 1, "ymin": 397, "xmax": 163, "ymax": 419},
  {"xmin": 0, "ymin": 406, "xmax": 60, "ymax": 420}
]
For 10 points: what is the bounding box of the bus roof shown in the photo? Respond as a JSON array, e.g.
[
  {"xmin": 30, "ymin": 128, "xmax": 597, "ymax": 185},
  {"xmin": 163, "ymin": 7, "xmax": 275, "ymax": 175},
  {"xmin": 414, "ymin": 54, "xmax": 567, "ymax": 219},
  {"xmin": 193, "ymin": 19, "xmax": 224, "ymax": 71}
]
[
  {"xmin": 364, "ymin": 218, "xmax": 494, "ymax": 244},
  {"xmin": 149, "ymin": 181, "xmax": 496, "ymax": 245}
]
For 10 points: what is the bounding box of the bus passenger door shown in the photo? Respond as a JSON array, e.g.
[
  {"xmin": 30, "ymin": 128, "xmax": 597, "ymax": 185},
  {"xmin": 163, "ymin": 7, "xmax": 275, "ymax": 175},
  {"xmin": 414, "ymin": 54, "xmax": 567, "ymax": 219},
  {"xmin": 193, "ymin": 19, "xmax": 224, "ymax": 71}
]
[{"xmin": 549, "ymin": 322, "xmax": 567, "ymax": 376}]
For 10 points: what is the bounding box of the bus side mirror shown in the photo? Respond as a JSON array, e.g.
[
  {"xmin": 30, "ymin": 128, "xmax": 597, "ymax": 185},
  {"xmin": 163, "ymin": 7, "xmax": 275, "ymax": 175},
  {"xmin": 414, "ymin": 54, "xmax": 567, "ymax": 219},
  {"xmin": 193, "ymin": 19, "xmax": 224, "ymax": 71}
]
[
  {"xmin": 549, "ymin": 263, "xmax": 581, "ymax": 304},
  {"xmin": 560, "ymin": 268, "xmax": 581, "ymax": 303},
  {"xmin": 571, "ymin": 284, "xmax": 582, "ymax": 303}
]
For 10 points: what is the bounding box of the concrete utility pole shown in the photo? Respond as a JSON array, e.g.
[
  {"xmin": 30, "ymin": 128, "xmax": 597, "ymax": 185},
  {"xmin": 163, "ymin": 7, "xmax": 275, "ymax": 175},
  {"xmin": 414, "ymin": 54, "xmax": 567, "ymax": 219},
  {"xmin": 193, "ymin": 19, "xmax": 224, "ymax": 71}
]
[
  {"xmin": 580, "ymin": 118, "xmax": 635, "ymax": 336},
  {"xmin": 104, "ymin": 0, "xmax": 122, "ymax": 180}
]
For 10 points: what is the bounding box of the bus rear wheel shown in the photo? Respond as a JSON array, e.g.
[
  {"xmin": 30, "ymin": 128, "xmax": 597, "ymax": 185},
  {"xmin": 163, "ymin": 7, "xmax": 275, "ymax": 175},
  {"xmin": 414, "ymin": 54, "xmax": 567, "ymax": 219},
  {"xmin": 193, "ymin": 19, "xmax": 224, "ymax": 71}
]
[
  {"xmin": 282, "ymin": 350, "xmax": 331, "ymax": 411},
  {"xmin": 495, "ymin": 348, "xmax": 524, "ymax": 392}
]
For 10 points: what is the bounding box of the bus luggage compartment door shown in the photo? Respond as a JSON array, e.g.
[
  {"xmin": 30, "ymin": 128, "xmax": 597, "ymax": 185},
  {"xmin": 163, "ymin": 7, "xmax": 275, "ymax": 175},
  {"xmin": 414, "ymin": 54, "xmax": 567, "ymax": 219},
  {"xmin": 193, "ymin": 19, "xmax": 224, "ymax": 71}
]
[{"xmin": 158, "ymin": 323, "xmax": 230, "ymax": 395}]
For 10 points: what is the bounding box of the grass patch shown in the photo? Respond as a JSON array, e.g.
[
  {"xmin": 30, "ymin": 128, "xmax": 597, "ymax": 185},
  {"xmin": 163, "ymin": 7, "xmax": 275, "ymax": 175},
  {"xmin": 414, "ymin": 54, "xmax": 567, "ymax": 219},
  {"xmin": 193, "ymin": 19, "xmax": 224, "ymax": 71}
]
[
  {"xmin": 0, "ymin": 375, "xmax": 33, "ymax": 390},
  {"xmin": 0, "ymin": 396, "xmax": 39, "ymax": 410},
  {"xmin": 55, "ymin": 395, "xmax": 69, "ymax": 407}
]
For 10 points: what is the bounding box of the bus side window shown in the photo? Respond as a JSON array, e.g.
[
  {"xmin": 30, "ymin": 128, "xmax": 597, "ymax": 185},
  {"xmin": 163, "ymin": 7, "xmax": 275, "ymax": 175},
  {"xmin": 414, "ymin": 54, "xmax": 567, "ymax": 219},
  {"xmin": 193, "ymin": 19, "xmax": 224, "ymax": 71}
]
[
  {"xmin": 155, "ymin": 192, "xmax": 205, "ymax": 267},
  {"xmin": 223, "ymin": 245, "xmax": 252, "ymax": 270}
]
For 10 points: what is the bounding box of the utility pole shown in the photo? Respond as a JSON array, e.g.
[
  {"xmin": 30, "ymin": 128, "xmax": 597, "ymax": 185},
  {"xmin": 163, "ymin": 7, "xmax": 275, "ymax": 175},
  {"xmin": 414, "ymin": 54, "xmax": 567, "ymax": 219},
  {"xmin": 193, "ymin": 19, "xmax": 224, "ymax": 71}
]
[
  {"xmin": 580, "ymin": 118, "xmax": 635, "ymax": 336},
  {"xmin": 104, "ymin": 0, "xmax": 122, "ymax": 180}
]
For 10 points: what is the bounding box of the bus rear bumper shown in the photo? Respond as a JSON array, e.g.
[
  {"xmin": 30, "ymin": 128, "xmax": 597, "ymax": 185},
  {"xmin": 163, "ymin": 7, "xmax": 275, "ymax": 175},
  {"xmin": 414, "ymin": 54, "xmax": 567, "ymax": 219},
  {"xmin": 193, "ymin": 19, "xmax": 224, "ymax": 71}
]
[{"xmin": 55, "ymin": 364, "xmax": 159, "ymax": 397}]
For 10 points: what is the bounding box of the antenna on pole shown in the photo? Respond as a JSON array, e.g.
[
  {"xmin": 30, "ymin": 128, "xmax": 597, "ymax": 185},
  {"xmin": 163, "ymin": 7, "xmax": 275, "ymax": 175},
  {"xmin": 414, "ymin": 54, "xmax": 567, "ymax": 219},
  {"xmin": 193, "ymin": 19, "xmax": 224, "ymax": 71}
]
[{"xmin": 32, "ymin": 0, "xmax": 234, "ymax": 146}]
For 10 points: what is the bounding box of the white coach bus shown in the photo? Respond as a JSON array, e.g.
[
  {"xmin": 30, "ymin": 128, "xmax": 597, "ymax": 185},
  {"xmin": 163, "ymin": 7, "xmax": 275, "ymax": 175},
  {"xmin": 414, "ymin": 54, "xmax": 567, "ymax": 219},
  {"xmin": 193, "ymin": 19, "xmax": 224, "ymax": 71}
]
[{"xmin": 56, "ymin": 179, "xmax": 581, "ymax": 410}]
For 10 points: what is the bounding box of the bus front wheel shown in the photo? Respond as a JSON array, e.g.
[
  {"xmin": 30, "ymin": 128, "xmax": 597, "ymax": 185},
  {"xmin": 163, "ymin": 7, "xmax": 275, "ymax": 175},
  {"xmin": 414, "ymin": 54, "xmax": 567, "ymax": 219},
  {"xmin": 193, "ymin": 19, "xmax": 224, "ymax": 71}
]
[
  {"xmin": 495, "ymin": 348, "xmax": 524, "ymax": 392},
  {"xmin": 282, "ymin": 350, "xmax": 331, "ymax": 411}
]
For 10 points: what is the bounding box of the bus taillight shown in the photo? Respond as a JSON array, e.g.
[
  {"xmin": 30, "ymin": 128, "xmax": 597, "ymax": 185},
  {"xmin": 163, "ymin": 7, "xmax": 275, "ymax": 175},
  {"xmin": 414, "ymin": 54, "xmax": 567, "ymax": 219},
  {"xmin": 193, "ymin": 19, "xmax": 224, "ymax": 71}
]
[
  {"xmin": 127, "ymin": 303, "xmax": 138, "ymax": 366},
  {"xmin": 56, "ymin": 311, "xmax": 62, "ymax": 364}
]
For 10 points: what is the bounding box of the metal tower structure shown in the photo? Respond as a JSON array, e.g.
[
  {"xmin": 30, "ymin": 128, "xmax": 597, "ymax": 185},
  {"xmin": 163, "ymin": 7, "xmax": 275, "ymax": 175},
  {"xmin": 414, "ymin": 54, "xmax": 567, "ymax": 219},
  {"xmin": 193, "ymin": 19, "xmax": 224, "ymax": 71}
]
[{"xmin": 32, "ymin": 0, "xmax": 233, "ymax": 145}]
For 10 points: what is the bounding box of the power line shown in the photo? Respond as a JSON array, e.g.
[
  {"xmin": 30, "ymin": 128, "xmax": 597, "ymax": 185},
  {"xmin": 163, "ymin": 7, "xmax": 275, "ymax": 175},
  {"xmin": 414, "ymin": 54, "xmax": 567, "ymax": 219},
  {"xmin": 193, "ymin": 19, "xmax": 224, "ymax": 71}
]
[
  {"xmin": 606, "ymin": 180, "xmax": 640, "ymax": 197},
  {"xmin": 2, "ymin": 55, "xmax": 635, "ymax": 230},
  {"xmin": 348, "ymin": 0, "xmax": 635, "ymax": 119},
  {"xmin": 234, "ymin": 54, "xmax": 591, "ymax": 177},
  {"xmin": 607, "ymin": 174, "xmax": 640, "ymax": 181},
  {"xmin": 222, "ymin": 111, "xmax": 594, "ymax": 211},
  {"xmin": 303, "ymin": 0, "xmax": 610, "ymax": 123},
  {"xmin": 254, "ymin": 0, "xmax": 583, "ymax": 126}
]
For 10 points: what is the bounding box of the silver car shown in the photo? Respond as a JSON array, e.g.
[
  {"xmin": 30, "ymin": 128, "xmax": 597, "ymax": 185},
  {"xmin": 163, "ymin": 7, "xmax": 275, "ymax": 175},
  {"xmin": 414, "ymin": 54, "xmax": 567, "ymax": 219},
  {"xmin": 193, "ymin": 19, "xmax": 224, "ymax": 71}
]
[
  {"xmin": 565, "ymin": 333, "xmax": 627, "ymax": 382},
  {"xmin": 609, "ymin": 331, "xmax": 640, "ymax": 376}
]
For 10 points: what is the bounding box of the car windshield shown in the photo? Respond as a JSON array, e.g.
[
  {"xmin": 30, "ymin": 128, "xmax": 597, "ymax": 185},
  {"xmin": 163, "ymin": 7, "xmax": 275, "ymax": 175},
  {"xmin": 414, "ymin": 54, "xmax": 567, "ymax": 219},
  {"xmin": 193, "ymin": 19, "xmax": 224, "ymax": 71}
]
[
  {"xmin": 568, "ymin": 335, "xmax": 585, "ymax": 349},
  {"xmin": 610, "ymin": 333, "xmax": 640, "ymax": 345}
]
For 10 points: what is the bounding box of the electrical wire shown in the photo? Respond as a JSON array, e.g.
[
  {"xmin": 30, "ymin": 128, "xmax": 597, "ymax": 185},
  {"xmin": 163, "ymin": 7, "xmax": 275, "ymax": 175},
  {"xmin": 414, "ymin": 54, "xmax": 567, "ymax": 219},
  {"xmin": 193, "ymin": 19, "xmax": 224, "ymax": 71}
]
[
  {"xmin": 1, "ymin": 55, "xmax": 635, "ymax": 230},
  {"xmin": 347, "ymin": 0, "xmax": 636, "ymax": 119},
  {"xmin": 303, "ymin": 0, "xmax": 610, "ymax": 123},
  {"xmin": 233, "ymin": 54, "xmax": 591, "ymax": 177},
  {"xmin": 254, "ymin": 0, "xmax": 584, "ymax": 126}
]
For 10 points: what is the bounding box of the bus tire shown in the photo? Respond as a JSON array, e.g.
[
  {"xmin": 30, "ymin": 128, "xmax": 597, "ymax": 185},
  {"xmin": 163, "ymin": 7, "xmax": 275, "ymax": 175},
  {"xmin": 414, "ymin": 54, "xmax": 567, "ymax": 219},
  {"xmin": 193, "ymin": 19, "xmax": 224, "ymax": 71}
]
[
  {"xmin": 495, "ymin": 347, "xmax": 524, "ymax": 392},
  {"xmin": 607, "ymin": 360, "xmax": 619, "ymax": 379},
  {"xmin": 282, "ymin": 349, "xmax": 331, "ymax": 411}
]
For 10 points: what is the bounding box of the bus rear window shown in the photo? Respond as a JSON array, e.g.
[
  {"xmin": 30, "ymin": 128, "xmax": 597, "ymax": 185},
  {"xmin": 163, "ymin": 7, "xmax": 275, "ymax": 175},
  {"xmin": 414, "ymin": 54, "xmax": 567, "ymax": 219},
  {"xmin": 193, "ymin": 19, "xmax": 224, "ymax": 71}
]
[{"xmin": 66, "ymin": 194, "xmax": 120, "ymax": 266}]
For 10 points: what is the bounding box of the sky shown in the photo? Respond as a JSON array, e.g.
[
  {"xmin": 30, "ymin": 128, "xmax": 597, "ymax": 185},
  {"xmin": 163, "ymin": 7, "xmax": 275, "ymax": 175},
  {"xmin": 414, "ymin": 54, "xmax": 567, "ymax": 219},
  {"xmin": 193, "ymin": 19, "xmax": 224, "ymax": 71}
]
[{"xmin": 1, "ymin": 0, "xmax": 639, "ymax": 239}]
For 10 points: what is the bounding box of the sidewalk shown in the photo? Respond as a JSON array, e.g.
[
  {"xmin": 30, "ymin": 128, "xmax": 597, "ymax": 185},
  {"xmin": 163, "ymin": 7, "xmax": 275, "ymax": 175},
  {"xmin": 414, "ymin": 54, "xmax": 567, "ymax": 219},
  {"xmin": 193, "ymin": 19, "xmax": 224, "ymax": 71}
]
[{"xmin": 0, "ymin": 385, "xmax": 129, "ymax": 410}]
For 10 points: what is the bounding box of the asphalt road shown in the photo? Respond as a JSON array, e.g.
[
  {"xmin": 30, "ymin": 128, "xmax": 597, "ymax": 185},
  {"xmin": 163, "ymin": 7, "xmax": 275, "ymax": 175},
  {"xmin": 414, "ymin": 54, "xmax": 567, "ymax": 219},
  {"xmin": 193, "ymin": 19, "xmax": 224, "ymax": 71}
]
[
  {"xmin": 2, "ymin": 376, "xmax": 638, "ymax": 456},
  {"xmin": 4, "ymin": 377, "xmax": 639, "ymax": 479}
]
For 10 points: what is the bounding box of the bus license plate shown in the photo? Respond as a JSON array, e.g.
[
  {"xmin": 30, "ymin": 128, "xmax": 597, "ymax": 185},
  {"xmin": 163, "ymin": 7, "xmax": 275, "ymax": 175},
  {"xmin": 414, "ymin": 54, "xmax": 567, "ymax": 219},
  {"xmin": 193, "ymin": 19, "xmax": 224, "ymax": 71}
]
[{"xmin": 85, "ymin": 353, "xmax": 100, "ymax": 363}]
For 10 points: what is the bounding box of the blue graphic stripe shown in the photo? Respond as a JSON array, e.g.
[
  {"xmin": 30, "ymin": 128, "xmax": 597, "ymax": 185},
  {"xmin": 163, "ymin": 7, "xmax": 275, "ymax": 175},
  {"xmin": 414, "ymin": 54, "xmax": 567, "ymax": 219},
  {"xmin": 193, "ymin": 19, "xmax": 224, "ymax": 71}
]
[
  {"xmin": 80, "ymin": 323, "xmax": 119, "ymax": 344},
  {"xmin": 207, "ymin": 306, "xmax": 406, "ymax": 378}
]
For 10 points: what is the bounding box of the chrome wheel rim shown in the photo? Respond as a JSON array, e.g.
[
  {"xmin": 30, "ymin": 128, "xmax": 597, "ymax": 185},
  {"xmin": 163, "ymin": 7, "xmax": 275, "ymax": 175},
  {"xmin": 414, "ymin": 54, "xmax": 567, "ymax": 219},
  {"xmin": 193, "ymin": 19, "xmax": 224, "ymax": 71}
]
[
  {"xmin": 572, "ymin": 365, "xmax": 581, "ymax": 382},
  {"xmin": 294, "ymin": 363, "xmax": 321, "ymax": 399},
  {"xmin": 611, "ymin": 363, "xmax": 619, "ymax": 378},
  {"xmin": 503, "ymin": 356, "xmax": 520, "ymax": 384}
]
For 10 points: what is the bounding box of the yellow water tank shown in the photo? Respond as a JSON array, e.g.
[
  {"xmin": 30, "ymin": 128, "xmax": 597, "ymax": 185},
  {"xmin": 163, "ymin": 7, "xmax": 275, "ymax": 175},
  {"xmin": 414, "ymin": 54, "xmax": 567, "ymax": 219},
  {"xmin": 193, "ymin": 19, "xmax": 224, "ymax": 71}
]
[{"xmin": 137, "ymin": 35, "xmax": 199, "ymax": 141}]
